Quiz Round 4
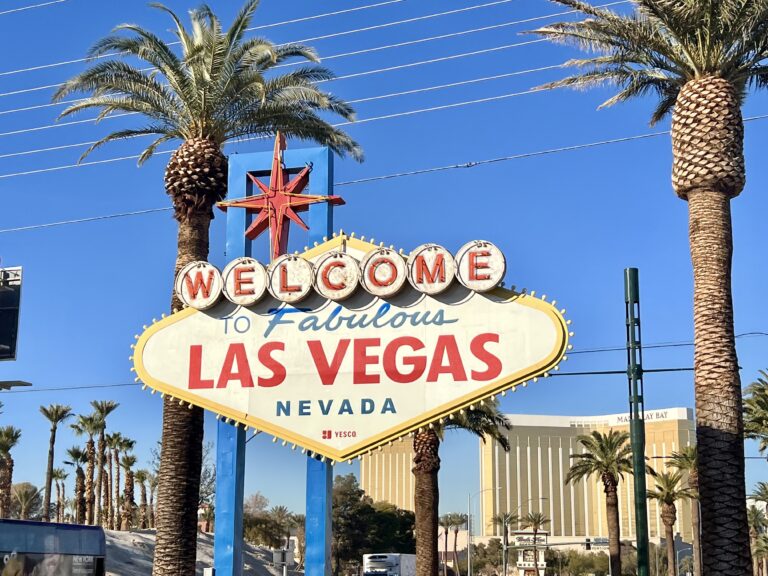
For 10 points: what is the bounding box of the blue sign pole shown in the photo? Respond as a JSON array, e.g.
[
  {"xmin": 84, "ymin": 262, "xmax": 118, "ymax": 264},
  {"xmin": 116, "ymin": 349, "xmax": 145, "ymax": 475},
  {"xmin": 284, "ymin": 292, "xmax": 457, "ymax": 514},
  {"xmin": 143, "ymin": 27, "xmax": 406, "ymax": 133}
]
[
  {"xmin": 305, "ymin": 147, "xmax": 334, "ymax": 576},
  {"xmin": 213, "ymin": 147, "xmax": 335, "ymax": 576}
]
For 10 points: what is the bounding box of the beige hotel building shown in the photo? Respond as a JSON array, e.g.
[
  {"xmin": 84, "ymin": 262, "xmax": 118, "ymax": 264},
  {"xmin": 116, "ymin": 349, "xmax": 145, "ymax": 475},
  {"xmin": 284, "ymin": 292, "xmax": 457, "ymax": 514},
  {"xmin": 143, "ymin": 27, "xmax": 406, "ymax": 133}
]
[{"xmin": 360, "ymin": 407, "xmax": 696, "ymax": 546}]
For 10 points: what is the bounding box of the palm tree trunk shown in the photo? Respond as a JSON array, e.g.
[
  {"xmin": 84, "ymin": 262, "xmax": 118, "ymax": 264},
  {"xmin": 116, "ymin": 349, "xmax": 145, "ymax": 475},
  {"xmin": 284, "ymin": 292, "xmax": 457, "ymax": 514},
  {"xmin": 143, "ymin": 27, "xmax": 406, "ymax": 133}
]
[
  {"xmin": 689, "ymin": 477, "xmax": 702, "ymax": 576},
  {"xmin": 139, "ymin": 481, "xmax": 148, "ymax": 529},
  {"xmin": 533, "ymin": 528, "xmax": 538, "ymax": 576},
  {"xmin": 153, "ymin": 211, "xmax": 210, "ymax": 576},
  {"xmin": 114, "ymin": 448, "xmax": 122, "ymax": 530},
  {"xmin": 603, "ymin": 478, "xmax": 621, "ymax": 576},
  {"xmin": 107, "ymin": 451, "xmax": 114, "ymax": 530},
  {"xmin": 413, "ymin": 429, "xmax": 441, "ymax": 576},
  {"xmin": 96, "ymin": 431, "xmax": 105, "ymax": 525},
  {"xmin": 666, "ymin": 522, "xmax": 676, "ymax": 576},
  {"xmin": 76, "ymin": 469, "xmax": 86, "ymax": 524},
  {"xmin": 149, "ymin": 486, "xmax": 155, "ymax": 529},
  {"xmin": 0, "ymin": 454, "xmax": 11, "ymax": 518},
  {"xmin": 42, "ymin": 424, "xmax": 57, "ymax": 522},
  {"xmin": 85, "ymin": 437, "xmax": 96, "ymax": 524},
  {"xmin": 61, "ymin": 480, "xmax": 67, "ymax": 523},
  {"xmin": 122, "ymin": 470, "xmax": 135, "ymax": 530},
  {"xmin": 452, "ymin": 528, "xmax": 460, "ymax": 576},
  {"xmin": 55, "ymin": 481, "xmax": 61, "ymax": 523},
  {"xmin": 443, "ymin": 529, "xmax": 449, "ymax": 576},
  {"xmin": 672, "ymin": 76, "xmax": 750, "ymax": 576}
]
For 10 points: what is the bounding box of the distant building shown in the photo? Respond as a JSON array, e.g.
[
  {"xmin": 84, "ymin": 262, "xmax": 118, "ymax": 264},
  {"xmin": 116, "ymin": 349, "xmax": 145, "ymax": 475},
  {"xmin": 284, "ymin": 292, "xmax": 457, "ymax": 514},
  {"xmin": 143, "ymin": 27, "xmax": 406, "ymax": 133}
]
[{"xmin": 360, "ymin": 407, "xmax": 696, "ymax": 549}]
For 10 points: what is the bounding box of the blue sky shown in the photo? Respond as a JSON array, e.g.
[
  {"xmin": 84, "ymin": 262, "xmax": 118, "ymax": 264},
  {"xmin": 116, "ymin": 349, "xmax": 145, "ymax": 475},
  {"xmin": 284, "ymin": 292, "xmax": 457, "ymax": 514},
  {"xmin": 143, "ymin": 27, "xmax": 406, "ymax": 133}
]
[{"xmin": 0, "ymin": 0, "xmax": 767, "ymax": 518}]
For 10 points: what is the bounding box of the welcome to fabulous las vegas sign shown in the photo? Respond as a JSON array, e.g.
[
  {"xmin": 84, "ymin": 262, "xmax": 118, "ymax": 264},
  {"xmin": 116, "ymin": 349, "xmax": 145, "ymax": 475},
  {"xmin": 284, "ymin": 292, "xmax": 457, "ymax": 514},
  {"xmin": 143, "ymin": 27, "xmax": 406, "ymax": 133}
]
[{"xmin": 132, "ymin": 235, "xmax": 570, "ymax": 462}]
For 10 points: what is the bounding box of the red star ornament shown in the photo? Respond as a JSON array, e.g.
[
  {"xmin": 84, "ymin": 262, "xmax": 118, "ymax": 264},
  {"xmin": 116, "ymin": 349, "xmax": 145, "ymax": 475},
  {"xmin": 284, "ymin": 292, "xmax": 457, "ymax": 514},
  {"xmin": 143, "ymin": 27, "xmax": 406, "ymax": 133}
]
[{"xmin": 218, "ymin": 132, "xmax": 344, "ymax": 261}]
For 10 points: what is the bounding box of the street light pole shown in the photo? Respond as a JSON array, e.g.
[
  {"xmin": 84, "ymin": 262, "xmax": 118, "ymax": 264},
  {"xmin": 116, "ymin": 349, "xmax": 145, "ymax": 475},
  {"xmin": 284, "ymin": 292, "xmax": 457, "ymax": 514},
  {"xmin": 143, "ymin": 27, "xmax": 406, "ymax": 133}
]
[{"xmin": 468, "ymin": 488, "xmax": 496, "ymax": 576}]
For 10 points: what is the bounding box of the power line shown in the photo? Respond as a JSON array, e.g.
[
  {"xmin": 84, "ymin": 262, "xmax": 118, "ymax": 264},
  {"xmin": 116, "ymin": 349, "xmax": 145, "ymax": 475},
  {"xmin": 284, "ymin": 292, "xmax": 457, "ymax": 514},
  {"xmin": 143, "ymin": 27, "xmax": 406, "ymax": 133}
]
[
  {"xmin": 0, "ymin": 66, "xmax": 564, "ymax": 160},
  {"xmin": 0, "ymin": 0, "xmax": 628, "ymax": 102},
  {"xmin": 0, "ymin": 40, "xmax": 547, "ymax": 139},
  {"xmin": 2, "ymin": 383, "xmax": 139, "ymax": 394},
  {"xmin": 0, "ymin": 0, "xmax": 65, "ymax": 17},
  {"xmin": 0, "ymin": 0, "xmax": 516, "ymax": 79},
  {"xmin": 1, "ymin": 112, "xmax": 767, "ymax": 199}
]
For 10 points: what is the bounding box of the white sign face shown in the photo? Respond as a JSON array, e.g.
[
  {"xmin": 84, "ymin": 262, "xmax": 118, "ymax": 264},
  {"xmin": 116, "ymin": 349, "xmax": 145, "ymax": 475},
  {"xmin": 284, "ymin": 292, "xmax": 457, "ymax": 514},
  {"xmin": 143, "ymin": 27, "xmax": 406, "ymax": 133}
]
[{"xmin": 136, "ymin": 235, "xmax": 568, "ymax": 461}]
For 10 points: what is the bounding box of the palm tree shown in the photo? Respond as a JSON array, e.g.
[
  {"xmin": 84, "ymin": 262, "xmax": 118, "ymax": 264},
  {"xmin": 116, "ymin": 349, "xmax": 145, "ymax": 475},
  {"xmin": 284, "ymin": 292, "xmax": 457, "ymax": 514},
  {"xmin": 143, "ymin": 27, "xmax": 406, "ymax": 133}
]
[
  {"xmin": 121, "ymin": 454, "xmax": 137, "ymax": 530},
  {"xmin": 135, "ymin": 469, "xmax": 149, "ymax": 529},
  {"xmin": 520, "ymin": 512, "xmax": 549, "ymax": 573},
  {"xmin": 532, "ymin": 3, "xmax": 768, "ymax": 571},
  {"xmin": 54, "ymin": 2, "xmax": 361, "ymax": 570},
  {"xmin": 39, "ymin": 404, "xmax": 73, "ymax": 522},
  {"xmin": 439, "ymin": 515, "xmax": 452, "ymax": 576},
  {"xmin": 667, "ymin": 446, "xmax": 700, "ymax": 576},
  {"xmin": 71, "ymin": 413, "xmax": 103, "ymax": 524},
  {"xmin": 745, "ymin": 372, "xmax": 768, "ymax": 456},
  {"xmin": 270, "ymin": 505, "xmax": 293, "ymax": 548},
  {"xmin": 448, "ymin": 513, "xmax": 468, "ymax": 576},
  {"xmin": 0, "ymin": 426, "xmax": 21, "ymax": 518},
  {"xmin": 566, "ymin": 430, "xmax": 632, "ymax": 576},
  {"xmin": 147, "ymin": 471, "xmax": 158, "ymax": 529},
  {"xmin": 754, "ymin": 534, "xmax": 768, "ymax": 576},
  {"xmin": 647, "ymin": 470, "xmax": 696, "ymax": 576},
  {"xmin": 749, "ymin": 505, "xmax": 768, "ymax": 576},
  {"xmin": 64, "ymin": 446, "xmax": 87, "ymax": 524},
  {"xmin": 106, "ymin": 432, "xmax": 119, "ymax": 529},
  {"xmin": 413, "ymin": 402, "xmax": 510, "ymax": 576},
  {"xmin": 52, "ymin": 468, "xmax": 68, "ymax": 523},
  {"xmin": 492, "ymin": 512, "xmax": 517, "ymax": 576},
  {"xmin": 12, "ymin": 483, "xmax": 42, "ymax": 520},
  {"xmin": 114, "ymin": 435, "xmax": 135, "ymax": 530},
  {"xmin": 91, "ymin": 400, "xmax": 118, "ymax": 526},
  {"xmin": 293, "ymin": 513, "xmax": 306, "ymax": 570}
]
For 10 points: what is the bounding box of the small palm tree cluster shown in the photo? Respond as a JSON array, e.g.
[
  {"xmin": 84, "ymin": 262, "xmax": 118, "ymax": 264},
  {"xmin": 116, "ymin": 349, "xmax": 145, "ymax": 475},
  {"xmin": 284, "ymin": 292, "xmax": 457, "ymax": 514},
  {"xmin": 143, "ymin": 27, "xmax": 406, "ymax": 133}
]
[
  {"xmin": 745, "ymin": 371, "xmax": 768, "ymax": 455},
  {"xmin": 439, "ymin": 513, "xmax": 467, "ymax": 576},
  {"xmin": 564, "ymin": 431, "xmax": 699, "ymax": 576},
  {"xmin": 0, "ymin": 400, "xmax": 156, "ymax": 528}
]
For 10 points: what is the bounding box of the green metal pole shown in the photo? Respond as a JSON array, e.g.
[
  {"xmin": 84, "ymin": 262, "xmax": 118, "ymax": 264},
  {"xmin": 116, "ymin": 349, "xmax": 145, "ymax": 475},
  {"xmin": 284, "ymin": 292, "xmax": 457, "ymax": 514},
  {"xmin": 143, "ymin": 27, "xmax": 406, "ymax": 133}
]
[{"xmin": 625, "ymin": 268, "xmax": 649, "ymax": 576}]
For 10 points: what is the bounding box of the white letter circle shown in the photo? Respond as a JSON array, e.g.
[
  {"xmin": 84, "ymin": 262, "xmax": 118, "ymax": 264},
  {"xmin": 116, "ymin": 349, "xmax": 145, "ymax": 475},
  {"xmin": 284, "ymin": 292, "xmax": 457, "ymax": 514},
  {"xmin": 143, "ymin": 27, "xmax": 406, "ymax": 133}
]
[
  {"xmin": 313, "ymin": 252, "xmax": 360, "ymax": 301},
  {"xmin": 454, "ymin": 240, "xmax": 506, "ymax": 292},
  {"xmin": 360, "ymin": 248, "xmax": 408, "ymax": 298},
  {"xmin": 175, "ymin": 261, "xmax": 223, "ymax": 310},
  {"xmin": 407, "ymin": 244, "xmax": 456, "ymax": 295},
  {"xmin": 222, "ymin": 257, "xmax": 268, "ymax": 306},
  {"xmin": 268, "ymin": 254, "xmax": 314, "ymax": 303}
]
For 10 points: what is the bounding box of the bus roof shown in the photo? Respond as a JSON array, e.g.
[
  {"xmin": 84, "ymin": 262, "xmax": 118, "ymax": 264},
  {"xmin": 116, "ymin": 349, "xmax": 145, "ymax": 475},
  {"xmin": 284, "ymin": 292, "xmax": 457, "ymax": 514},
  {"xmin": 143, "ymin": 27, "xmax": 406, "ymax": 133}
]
[{"xmin": 0, "ymin": 520, "xmax": 106, "ymax": 556}]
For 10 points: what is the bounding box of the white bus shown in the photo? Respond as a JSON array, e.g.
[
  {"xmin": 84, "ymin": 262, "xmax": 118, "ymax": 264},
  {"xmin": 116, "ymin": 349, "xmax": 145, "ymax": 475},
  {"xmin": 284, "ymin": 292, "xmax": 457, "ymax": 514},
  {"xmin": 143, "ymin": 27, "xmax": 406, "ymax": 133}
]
[{"xmin": 363, "ymin": 553, "xmax": 416, "ymax": 576}]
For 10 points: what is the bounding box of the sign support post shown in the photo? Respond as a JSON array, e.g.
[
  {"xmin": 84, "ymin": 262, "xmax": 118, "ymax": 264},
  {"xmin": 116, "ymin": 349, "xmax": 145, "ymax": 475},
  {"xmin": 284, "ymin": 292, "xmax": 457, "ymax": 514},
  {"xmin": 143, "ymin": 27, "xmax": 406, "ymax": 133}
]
[
  {"xmin": 213, "ymin": 154, "xmax": 256, "ymax": 576},
  {"xmin": 624, "ymin": 267, "xmax": 649, "ymax": 576},
  {"xmin": 305, "ymin": 147, "xmax": 334, "ymax": 576}
]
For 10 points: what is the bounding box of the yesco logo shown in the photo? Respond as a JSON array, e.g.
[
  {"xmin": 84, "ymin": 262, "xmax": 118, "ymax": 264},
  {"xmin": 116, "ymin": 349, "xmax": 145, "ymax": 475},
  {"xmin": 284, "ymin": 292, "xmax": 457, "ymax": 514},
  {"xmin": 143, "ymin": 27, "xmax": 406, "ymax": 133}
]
[{"xmin": 174, "ymin": 240, "xmax": 506, "ymax": 310}]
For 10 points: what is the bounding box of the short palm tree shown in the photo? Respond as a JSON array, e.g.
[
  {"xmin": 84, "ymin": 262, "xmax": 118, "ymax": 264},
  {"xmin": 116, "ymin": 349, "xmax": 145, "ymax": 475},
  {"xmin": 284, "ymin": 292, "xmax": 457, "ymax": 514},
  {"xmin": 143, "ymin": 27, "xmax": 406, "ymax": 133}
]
[
  {"xmin": 748, "ymin": 505, "xmax": 767, "ymax": 576},
  {"xmin": 91, "ymin": 400, "xmax": 118, "ymax": 526},
  {"xmin": 439, "ymin": 515, "xmax": 452, "ymax": 576},
  {"xmin": 667, "ymin": 446, "xmax": 700, "ymax": 576},
  {"xmin": 566, "ymin": 430, "xmax": 632, "ymax": 575},
  {"xmin": 448, "ymin": 513, "xmax": 468, "ymax": 576},
  {"xmin": 647, "ymin": 470, "xmax": 696, "ymax": 576},
  {"xmin": 745, "ymin": 372, "xmax": 768, "ymax": 456},
  {"xmin": 64, "ymin": 446, "xmax": 88, "ymax": 524},
  {"xmin": 106, "ymin": 432, "xmax": 119, "ymax": 529},
  {"xmin": 0, "ymin": 426, "xmax": 21, "ymax": 518},
  {"xmin": 413, "ymin": 402, "xmax": 510, "ymax": 576},
  {"xmin": 52, "ymin": 468, "xmax": 68, "ymax": 523},
  {"xmin": 520, "ymin": 512, "xmax": 549, "ymax": 571},
  {"xmin": 12, "ymin": 483, "xmax": 42, "ymax": 520},
  {"xmin": 121, "ymin": 454, "xmax": 137, "ymax": 530},
  {"xmin": 492, "ymin": 511, "xmax": 517, "ymax": 576},
  {"xmin": 135, "ymin": 469, "xmax": 149, "ymax": 530},
  {"xmin": 71, "ymin": 413, "xmax": 103, "ymax": 524},
  {"xmin": 54, "ymin": 2, "xmax": 360, "ymax": 571},
  {"xmin": 114, "ymin": 435, "xmax": 135, "ymax": 530},
  {"xmin": 39, "ymin": 404, "xmax": 73, "ymax": 522},
  {"xmin": 532, "ymin": 3, "xmax": 768, "ymax": 572}
]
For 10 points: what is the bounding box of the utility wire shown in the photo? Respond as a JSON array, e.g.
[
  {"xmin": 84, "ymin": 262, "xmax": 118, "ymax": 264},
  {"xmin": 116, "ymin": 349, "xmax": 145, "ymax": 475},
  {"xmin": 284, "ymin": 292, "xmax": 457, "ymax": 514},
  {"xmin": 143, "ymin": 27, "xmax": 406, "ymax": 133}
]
[
  {"xmin": 0, "ymin": 0, "xmax": 65, "ymax": 17},
  {"xmin": 0, "ymin": 0, "xmax": 516, "ymax": 79},
  {"xmin": 0, "ymin": 0, "xmax": 628, "ymax": 100},
  {"xmin": 1, "ymin": 112, "xmax": 768, "ymax": 202},
  {"xmin": 0, "ymin": 40, "xmax": 548, "ymax": 139},
  {"xmin": 0, "ymin": 66, "xmax": 564, "ymax": 160}
]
